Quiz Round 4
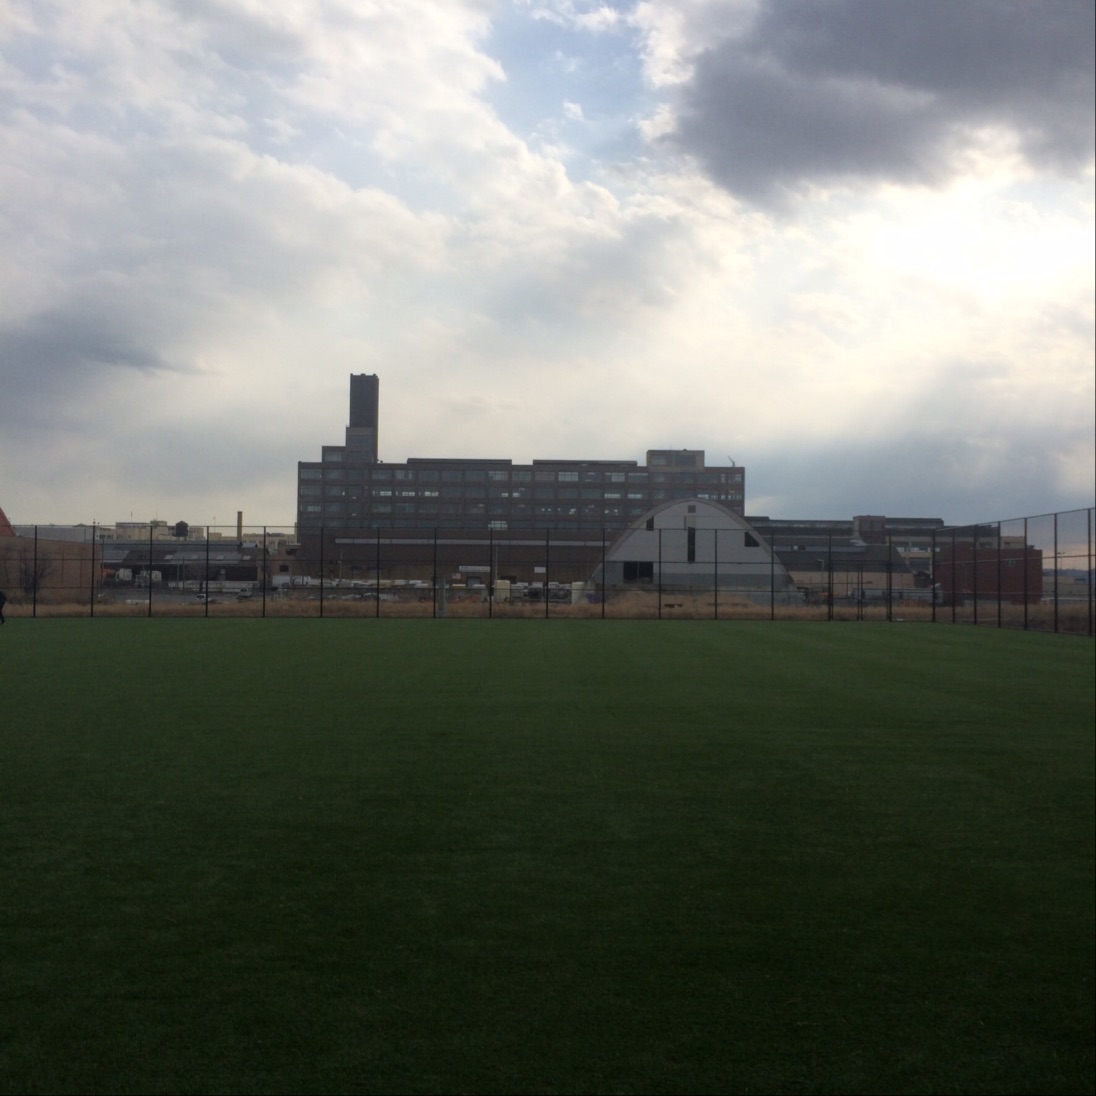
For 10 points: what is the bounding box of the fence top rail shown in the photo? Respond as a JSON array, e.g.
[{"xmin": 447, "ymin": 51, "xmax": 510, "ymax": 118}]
[{"xmin": 940, "ymin": 505, "xmax": 1093, "ymax": 531}]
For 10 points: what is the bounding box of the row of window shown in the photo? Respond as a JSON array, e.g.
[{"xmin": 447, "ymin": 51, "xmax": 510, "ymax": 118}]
[
  {"xmin": 302, "ymin": 503, "xmax": 656, "ymax": 519},
  {"xmin": 303, "ymin": 485, "xmax": 744, "ymax": 502},
  {"xmin": 304, "ymin": 463, "xmax": 744, "ymax": 486}
]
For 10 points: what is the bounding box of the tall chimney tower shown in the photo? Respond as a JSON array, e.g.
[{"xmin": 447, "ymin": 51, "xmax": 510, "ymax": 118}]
[{"xmin": 346, "ymin": 374, "xmax": 379, "ymax": 462}]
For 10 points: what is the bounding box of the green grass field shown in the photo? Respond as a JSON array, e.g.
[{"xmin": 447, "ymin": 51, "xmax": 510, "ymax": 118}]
[{"xmin": 2, "ymin": 620, "xmax": 1093, "ymax": 1095}]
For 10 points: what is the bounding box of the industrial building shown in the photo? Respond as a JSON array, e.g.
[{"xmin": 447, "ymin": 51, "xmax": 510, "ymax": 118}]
[{"xmin": 297, "ymin": 375, "xmax": 746, "ymax": 535}]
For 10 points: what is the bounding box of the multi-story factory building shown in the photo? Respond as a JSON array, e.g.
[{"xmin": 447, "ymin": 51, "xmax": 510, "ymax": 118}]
[{"xmin": 297, "ymin": 375, "xmax": 746, "ymax": 534}]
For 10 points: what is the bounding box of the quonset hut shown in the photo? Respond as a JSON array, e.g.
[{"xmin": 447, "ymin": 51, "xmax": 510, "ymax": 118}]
[{"xmin": 590, "ymin": 499, "xmax": 801, "ymax": 604}]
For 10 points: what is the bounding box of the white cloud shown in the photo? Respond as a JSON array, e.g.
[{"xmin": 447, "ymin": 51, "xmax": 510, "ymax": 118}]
[{"xmin": 0, "ymin": 0, "xmax": 1092, "ymax": 526}]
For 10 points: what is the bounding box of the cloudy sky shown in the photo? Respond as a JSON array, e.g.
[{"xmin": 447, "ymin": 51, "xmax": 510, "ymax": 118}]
[{"xmin": 2, "ymin": 0, "xmax": 1093, "ymax": 528}]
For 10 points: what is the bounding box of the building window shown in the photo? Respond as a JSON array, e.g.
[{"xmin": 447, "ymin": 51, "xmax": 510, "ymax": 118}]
[
  {"xmin": 394, "ymin": 469, "xmax": 415, "ymax": 481},
  {"xmin": 558, "ymin": 471, "xmax": 579, "ymax": 482},
  {"xmin": 623, "ymin": 561, "xmax": 654, "ymax": 582},
  {"xmin": 488, "ymin": 470, "xmax": 508, "ymax": 481}
]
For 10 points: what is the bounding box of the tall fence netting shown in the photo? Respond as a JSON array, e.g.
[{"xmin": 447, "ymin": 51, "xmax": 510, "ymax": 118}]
[{"xmin": 1, "ymin": 508, "xmax": 1091, "ymax": 634}]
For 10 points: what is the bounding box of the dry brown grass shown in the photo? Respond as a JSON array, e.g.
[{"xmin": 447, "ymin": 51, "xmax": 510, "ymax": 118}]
[{"xmin": 4, "ymin": 593, "xmax": 1090, "ymax": 632}]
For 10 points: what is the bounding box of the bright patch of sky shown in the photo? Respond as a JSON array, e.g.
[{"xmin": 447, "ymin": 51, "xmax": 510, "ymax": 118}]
[{"xmin": 484, "ymin": 4, "xmax": 650, "ymax": 178}]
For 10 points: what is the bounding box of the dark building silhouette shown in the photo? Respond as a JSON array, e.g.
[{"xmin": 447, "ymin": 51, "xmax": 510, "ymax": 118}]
[
  {"xmin": 297, "ymin": 375, "xmax": 746, "ymax": 534},
  {"xmin": 346, "ymin": 373, "xmax": 379, "ymax": 462}
]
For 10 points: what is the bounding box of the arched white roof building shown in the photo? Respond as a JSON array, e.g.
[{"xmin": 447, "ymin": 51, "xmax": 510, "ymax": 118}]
[{"xmin": 590, "ymin": 498, "xmax": 801, "ymax": 603}]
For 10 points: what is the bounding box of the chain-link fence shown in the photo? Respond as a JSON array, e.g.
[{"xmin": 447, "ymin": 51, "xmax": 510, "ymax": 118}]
[
  {"xmin": 931, "ymin": 509, "xmax": 1094, "ymax": 634},
  {"xmin": 1, "ymin": 508, "xmax": 1091, "ymax": 633}
]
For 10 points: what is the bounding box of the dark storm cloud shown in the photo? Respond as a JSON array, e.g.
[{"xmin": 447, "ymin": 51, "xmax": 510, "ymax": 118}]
[
  {"xmin": 0, "ymin": 307, "xmax": 174, "ymax": 429},
  {"xmin": 672, "ymin": 0, "xmax": 1095, "ymax": 203}
]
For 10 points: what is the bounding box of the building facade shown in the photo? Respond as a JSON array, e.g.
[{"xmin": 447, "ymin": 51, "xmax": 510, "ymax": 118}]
[{"xmin": 297, "ymin": 375, "xmax": 746, "ymax": 534}]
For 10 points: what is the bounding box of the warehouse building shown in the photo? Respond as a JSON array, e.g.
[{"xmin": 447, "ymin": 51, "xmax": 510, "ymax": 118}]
[{"xmin": 297, "ymin": 375, "xmax": 746, "ymax": 535}]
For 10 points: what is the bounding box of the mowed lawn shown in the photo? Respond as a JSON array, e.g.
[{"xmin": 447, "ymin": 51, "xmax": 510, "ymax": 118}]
[{"xmin": 1, "ymin": 620, "xmax": 1092, "ymax": 1095}]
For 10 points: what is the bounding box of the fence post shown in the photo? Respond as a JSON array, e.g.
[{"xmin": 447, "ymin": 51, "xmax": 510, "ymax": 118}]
[
  {"xmin": 996, "ymin": 521, "xmax": 1002, "ymax": 628},
  {"xmin": 971, "ymin": 524, "xmax": 979, "ymax": 626},
  {"xmin": 950, "ymin": 528, "xmax": 957, "ymax": 625},
  {"xmin": 544, "ymin": 530, "xmax": 550, "ymax": 619},
  {"xmin": 90, "ymin": 522, "xmax": 97, "ymax": 617},
  {"xmin": 827, "ymin": 534, "xmax": 833, "ymax": 621},
  {"xmin": 32, "ymin": 526, "xmax": 38, "ymax": 617},
  {"xmin": 262, "ymin": 527, "xmax": 268, "ymax": 618},
  {"xmin": 1053, "ymin": 512, "xmax": 1059, "ymax": 634},
  {"xmin": 886, "ymin": 533, "xmax": 893, "ymax": 622},
  {"xmin": 1022, "ymin": 518, "xmax": 1029, "ymax": 631},
  {"xmin": 930, "ymin": 528, "xmax": 936, "ymax": 624},
  {"xmin": 488, "ymin": 526, "xmax": 494, "ymax": 620},
  {"xmin": 432, "ymin": 528, "xmax": 438, "ymax": 619},
  {"xmin": 1089, "ymin": 508, "xmax": 1094, "ymax": 638},
  {"xmin": 657, "ymin": 527, "xmax": 663, "ymax": 620},
  {"xmin": 375, "ymin": 527, "xmax": 381, "ymax": 619},
  {"xmin": 602, "ymin": 524, "xmax": 607, "ymax": 620},
  {"xmin": 770, "ymin": 533, "xmax": 776, "ymax": 621},
  {"xmin": 148, "ymin": 523, "xmax": 154, "ymax": 619},
  {"xmin": 319, "ymin": 526, "xmax": 325, "ymax": 618},
  {"xmin": 710, "ymin": 526, "xmax": 718, "ymax": 622}
]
